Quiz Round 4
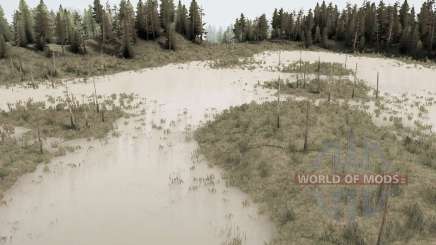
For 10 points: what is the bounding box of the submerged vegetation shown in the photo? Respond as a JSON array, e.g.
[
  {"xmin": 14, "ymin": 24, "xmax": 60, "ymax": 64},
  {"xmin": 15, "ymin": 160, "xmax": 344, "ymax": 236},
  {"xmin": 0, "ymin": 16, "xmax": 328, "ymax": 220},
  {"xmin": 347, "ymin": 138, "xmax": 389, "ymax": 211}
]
[
  {"xmin": 0, "ymin": 39, "xmax": 298, "ymax": 86},
  {"xmin": 195, "ymin": 97, "xmax": 436, "ymax": 244},
  {"xmin": 195, "ymin": 57, "xmax": 436, "ymax": 244},
  {"xmin": 0, "ymin": 95, "xmax": 126, "ymax": 200}
]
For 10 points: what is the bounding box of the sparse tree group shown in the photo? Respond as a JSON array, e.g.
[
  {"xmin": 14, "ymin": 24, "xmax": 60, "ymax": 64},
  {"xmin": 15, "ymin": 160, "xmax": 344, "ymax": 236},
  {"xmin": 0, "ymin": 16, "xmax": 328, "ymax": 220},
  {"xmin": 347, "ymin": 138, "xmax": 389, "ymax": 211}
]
[{"xmin": 0, "ymin": 0, "xmax": 205, "ymax": 59}]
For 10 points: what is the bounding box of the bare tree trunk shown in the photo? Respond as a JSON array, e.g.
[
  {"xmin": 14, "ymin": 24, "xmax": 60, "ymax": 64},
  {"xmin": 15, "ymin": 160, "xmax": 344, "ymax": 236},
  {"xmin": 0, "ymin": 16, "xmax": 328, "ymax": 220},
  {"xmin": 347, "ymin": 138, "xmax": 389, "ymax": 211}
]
[
  {"xmin": 317, "ymin": 57, "xmax": 321, "ymax": 93},
  {"xmin": 30, "ymin": 70, "xmax": 35, "ymax": 89},
  {"xmin": 101, "ymin": 110, "xmax": 105, "ymax": 122},
  {"xmin": 352, "ymin": 63, "xmax": 357, "ymax": 98},
  {"xmin": 52, "ymin": 52, "xmax": 56, "ymax": 76},
  {"xmin": 376, "ymin": 185, "xmax": 390, "ymax": 245},
  {"xmin": 303, "ymin": 101, "xmax": 310, "ymax": 152},
  {"xmin": 376, "ymin": 72, "xmax": 379, "ymax": 99},
  {"xmin": 303, "ymin": 63, "xmax": 307, "ymax": 88},
  {"xmin": 353, "ymin": 30, "xmax": 358, "ymax": 52},
  {"xmin": 344, "ymin": 55, "xmax": 348, "ymax": 69},
  {"xmin": 93, "ymin": 79, "xmax": 99, "ymax": 113},
  {"xmin": 328, "ymin": 66, "xmax": 332, "ymax": 103},
  {"xmin": 37, "ymin": 127, "xmax": 43, "ymax": 154},
  {"xmin": 277, "ymin": 52, "xmax": 281, "ymax": 129}
]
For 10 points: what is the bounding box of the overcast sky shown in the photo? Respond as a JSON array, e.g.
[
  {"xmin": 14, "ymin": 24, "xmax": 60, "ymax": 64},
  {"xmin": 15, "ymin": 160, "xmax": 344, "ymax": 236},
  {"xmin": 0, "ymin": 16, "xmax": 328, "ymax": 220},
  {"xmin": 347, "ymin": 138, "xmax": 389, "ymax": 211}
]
[{"xmin": 1, "ymin": 0, "xmax": 423, "ymax": 28}]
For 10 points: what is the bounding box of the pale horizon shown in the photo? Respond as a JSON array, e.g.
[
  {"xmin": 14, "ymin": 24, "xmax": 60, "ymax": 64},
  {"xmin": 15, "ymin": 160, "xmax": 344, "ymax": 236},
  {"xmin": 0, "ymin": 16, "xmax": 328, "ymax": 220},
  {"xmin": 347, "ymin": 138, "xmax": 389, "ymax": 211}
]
[{"xmin": 1, "ymin": 0, "xmax": 423, "ymax": 28}]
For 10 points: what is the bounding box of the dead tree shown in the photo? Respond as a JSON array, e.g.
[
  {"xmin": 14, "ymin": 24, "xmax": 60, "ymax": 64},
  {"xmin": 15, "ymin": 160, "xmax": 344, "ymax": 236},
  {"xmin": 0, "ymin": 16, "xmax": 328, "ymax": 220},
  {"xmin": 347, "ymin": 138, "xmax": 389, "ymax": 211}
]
[
  {"xmin": 303, "ymin": 101, "xmax": 310, "ymax": 152},
  {"xmin": 37, "ymin": 127, "xmax": 43, "ymax": 154},
  {"xmin": 352, "ymin": 63, "xmax": 357, "ymax": 98},
  {"xmin": 65, "ymin": 81, "xmax": 76, "ymax": 129},
  {"xmin": 93, "ymin": 78, "xmax": 99, "ymax": 113},
  {"xmin": 328, "ymin": 66, "xmax": 333, "ymax": 103},
  {"xmin": 277, "ymin": 51, "xmax": 281, "ymax": 129},
  {"xmin": 317, "ymin": 57, "xmax": 321, "ymax": 93},
  {"xmin": 344, "ymin": 55, "xmax": 348, "ymax": 69},
  {"xmin": 101, "ymin": 104, "xmax": 105, "ymax": 122},
  {"xmin": 52, "ymin": 52, "xmax": 57, "ymax": 77},
  {"xmin": 376, "ymin": 185, "xmax": 390, "ymax": 245},
  {"xmin": 376, "ymin": 72, "xmax": 380, "ymax": 99}
]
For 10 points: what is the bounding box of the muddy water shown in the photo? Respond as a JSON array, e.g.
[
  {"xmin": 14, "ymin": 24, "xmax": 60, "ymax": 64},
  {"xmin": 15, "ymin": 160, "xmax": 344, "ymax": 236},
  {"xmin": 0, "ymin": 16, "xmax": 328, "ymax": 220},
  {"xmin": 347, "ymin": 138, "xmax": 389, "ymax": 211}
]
[
  {"xmin": 0, "ymin": 63, "xmax": 282, "ymax": 245},
  {"xmin": 1, "ymin": 51, "xmax": 436, "ymax": 244}
]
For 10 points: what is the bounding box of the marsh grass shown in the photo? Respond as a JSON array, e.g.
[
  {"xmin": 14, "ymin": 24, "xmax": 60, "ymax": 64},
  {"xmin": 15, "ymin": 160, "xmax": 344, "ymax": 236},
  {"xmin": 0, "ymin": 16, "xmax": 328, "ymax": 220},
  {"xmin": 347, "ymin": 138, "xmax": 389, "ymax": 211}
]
[
  {"xmin": 195, "ymin": 97, "xmax": 436, "ymax": 244},
  {"xmin": 281, "ymin": 61, "xmax": 353, "ymax": 76},
  {"xmin": 0, "ymin": 38, "xmax": 299, "ymax": 86},
  {"xmin": 263, "ymin": 77, "xmax": 370, "ymax": 100},
  {"xmin": 0, "ymin": 99, "xmax": 125, "ymax": 200}
]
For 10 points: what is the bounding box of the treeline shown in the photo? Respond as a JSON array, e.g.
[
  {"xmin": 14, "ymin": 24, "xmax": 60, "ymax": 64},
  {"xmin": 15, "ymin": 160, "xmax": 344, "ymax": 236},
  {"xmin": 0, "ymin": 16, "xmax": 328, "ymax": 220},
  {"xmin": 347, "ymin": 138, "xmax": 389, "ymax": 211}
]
[
  {"xmin": 233, "ymin": 0, "xmax": 436, "ymax": 59},
  {"xmin": 0, "ymin": 0, "xmax": 204, "ymax": 59}
]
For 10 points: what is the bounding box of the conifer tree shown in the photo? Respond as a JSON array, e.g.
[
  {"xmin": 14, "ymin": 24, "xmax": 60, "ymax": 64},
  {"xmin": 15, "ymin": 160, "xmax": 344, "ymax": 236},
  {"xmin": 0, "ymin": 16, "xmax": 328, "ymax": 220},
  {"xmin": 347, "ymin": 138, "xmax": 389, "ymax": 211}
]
[
  {"xmin": 188, "ymin": 0, "xmax": 203, "ymax": 42},
  {"xmin": 160, "ymin": 0, "xmax": 175, "ymax": 31},
  {"xmin": 145, "ymin": 0, "xmax": 160, "ymax": 39},
  {"xmin": 93, "ymin": 0, "xmax": 104, "ymax": 23},
  {"xmin": 257, "ymin": 14, "xmax": 268, "ymax": 41},
  {"xmin": 314, "ymin": 25, "xmax": 321, "ymax": 43},
  {"xmin": 82, "ymin": 6, "xmax": 98, "ymax": 39},
  {"xmin": 0, "ymin": 7, "xmax": 12, "ymax": 41},
  {"xmin": 13, "ymin": 11, "xmax": 27, "ymax": 47},
  {"xmin": 18, "ymin": 0, "xmax": 34, "ymax": 44},
  {"xmin": 118, "ymin": 0, "xmax": 135, "ymax": 58},
  {"xmin": 175, "ymin": 0, "xmax": 188, "ymax": 36},
  {"xmin": 102, "ymin": 10, "xmax": 114, "ymax": 43},
  {"xmin": 136, "ymin": 0, "xmax": 146, "ymax": 38},
  {"xmin": 166, "ymin": 22, "xmax": 177, "ymax": 50},
  {"xmin": 0, "ymin": 35, "xmax": 7, "ymax": 58},
  {"xmin": 400, "ymin": 0, "xmax": 410, "ymax": 29},
  {"xmin": 55, "ymin": 6, "xmax": 66, "ymax": 52},
  {"xmin": 304, "ymin": 10, "xmax": 314, "ymax": 47},
  {"xmin": 271, "ymin": 9, "xmax": 280, "ymax": 39},
  {"xmin": 322, "ymin": 26, "xmax": 329, "ymax": 48},
  {"xmin": 34, "ymin": 0, "xmax": 50, "ymax": 50}
]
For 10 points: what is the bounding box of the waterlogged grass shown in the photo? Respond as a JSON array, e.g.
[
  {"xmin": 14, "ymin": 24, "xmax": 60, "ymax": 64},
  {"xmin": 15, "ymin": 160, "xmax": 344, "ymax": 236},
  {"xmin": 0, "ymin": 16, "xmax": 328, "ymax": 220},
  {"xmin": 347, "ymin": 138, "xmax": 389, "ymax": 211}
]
[
  {"xmin": 195, "ymin": 99, "xmax": 436, "ymax": 244},
  {"xmin": 0, "ymin": 99, "xmax": 125, "ymax": 200},
  {"xmin": 263, "ymin": 77, "xmax": 370, "ymax": 100},
  {"xmin": 281, "ymin": 61, "xmax": 353, "ymax": 76},
  {"xmin": 0, "ymin": 38, "xmax": 300, "ymax": 86}
]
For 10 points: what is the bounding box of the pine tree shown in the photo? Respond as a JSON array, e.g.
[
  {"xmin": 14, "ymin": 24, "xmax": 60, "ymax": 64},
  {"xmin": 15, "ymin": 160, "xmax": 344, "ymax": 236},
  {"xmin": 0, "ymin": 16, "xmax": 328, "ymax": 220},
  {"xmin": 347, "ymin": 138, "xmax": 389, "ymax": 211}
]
[
  {"xmin": 13, "ymin": 11, "xmax": 27, "ymax": 47},
  {"xmin": 160, "ymin": 0, "xmax": 175, "ymax": 32},
  {"xmin": 322, "ymin": 26, "xmax": 329, "ymax": 48},
  {"xmin": 69, "ymin": 11, "xmax": 86, "ymax": 54},
  {"xmin": 18, "ymin": 0, "xmax": 34, "ymax": 44},
  {"xmin": 118, "ymin": 0, "xmax": 135, "ymax": 58},
  {"xmin": 93, "ymin": 0, "xmax": 104, "ymax": 23},
  {"xmin": 304, "ymin": 10, "xmax": 314, "ymax": 47},
  {"xmin": 400, "ymin": 0, "xmax": 410, "ymax": 29},
  {"xmin": 136, "ymin": 0, "xmax": 146, "ymax": 38},
  {"xmin": 55, "ymin": 6, "xmax": 66, "ymax": 53},
  {"xmin": 144, "ymin": 0, "xmax": 160, "ymax": 39},
  {"xmin": 188, "ymin": 0, "xmax": 203, "ymax": 42},
  {"xmin": 314, "ymin": 25, "xmax": 321, "ymax": 43},
  {"xmin": 175, "ymin": 0, "xmax": 188, "ymax": 36},
  {"xmin": 166, "ymin": 22, "xmax": 177, "ymax": 50},
  {"xmin": 82, "ymin": 6, "xmax": 98, "ymax": 39},
  {"xmin": 257, "ymin": 14, "xmax": 268, "ymax": 41},
  {"xmin": 0, "ymin": 35, "xmax": 7, "ymax": 58},
  {"xmin": 102, "ymin": 10, "xmax": 114, "ymax": 43},
  {"xmin": 34, "ymin": 0, "xmax": 50, "ymax": 50},
  {"xmin": 0, "ymin": 6, "xmax": 12, "ymax": 41}
]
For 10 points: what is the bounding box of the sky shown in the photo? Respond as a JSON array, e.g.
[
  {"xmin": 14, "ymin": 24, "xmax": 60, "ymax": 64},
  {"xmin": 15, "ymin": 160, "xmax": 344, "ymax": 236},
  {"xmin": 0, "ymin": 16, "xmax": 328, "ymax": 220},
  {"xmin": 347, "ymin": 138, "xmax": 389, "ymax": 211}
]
[{"xmin": 1, "ymin": 0, "xmax": 423, "ymax": 28}]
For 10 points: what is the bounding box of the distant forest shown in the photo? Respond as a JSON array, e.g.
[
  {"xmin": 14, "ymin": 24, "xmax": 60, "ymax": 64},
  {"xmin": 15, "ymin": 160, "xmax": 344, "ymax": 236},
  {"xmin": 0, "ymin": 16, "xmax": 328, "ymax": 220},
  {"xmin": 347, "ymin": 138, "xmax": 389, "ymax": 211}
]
[
  {"xmin": 0, "ymin": 0, "xmax": 204, "ymax": 58},
  {"xmin": 227, "ymin": 0, "xmax": 435, "ymax": 59},
  {"xmin": 1, "ymin": 0, "xmax": 436, "ymax": 60}
]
